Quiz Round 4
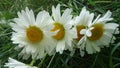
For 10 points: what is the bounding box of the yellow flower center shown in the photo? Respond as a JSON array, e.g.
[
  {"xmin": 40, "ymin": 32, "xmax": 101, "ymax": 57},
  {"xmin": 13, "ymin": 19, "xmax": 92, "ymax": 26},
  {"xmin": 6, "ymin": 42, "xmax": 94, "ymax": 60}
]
[
  {"xmin": 76, "ymin": 25, "xmax": 86, "ymax": 41},
  {"xmin": 88, "ymin": 23, "xmax": 104, "ymax": 41},
  {"xmin": 51, "ymin": 23, "xmax": 65, "ymax": 40},
  {"xmin": 26, "ymin": 26, "xmax": 43, "ymax": 43}
]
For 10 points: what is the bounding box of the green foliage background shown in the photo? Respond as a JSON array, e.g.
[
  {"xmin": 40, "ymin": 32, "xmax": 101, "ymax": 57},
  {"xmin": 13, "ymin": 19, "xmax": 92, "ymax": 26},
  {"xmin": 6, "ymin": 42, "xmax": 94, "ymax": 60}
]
[{"xmin": 0, "ymin": 0, "xmax": 120, "ymax": 68}]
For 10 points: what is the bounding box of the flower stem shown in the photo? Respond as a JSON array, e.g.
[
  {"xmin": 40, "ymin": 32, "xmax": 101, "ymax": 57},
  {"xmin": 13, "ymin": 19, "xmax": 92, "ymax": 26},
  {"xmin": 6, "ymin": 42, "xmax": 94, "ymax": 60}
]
[
  {"xmin": 30, "ymin": 56, "xmax": 37, "ymax": 66},
  {"xmin": 38, "ymin": 53, "xmax": 47, "ymax": 68},
  {"xmin": 47, "ymin": 53, "xmax": 56, "ymax": 68}
]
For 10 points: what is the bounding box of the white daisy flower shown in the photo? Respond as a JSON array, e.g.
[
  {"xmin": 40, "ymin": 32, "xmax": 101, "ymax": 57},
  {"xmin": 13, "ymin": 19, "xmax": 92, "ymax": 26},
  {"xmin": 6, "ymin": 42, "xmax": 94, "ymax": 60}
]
[
  {"xmin": 4, "ymin": 57, "xmax": 37, "ymax": 68},
  {"xmin": 78, "ymin": 10, "xmax": 119, "ymax": 56},
  {"xmin": 11, "ymin": 7, "xmax": 56, "ymax": 59},
  {"xmin": 73, "ymin": 7, "xmax": 94, "ymax": 41},
  {"xmin": 51, "ymin": 4, "xmax": 77, "ymax": 54},
  {"xmin": 72, "ymin": 7, "xmax": 94, "ymax": 56}
]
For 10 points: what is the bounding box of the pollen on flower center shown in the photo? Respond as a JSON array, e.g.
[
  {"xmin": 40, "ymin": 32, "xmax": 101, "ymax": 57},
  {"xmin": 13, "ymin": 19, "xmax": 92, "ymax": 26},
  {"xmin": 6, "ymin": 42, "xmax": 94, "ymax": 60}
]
[
  {"xmin": 51, "ymin": 23, "xmax": 65, "ymax": 40},
  {"xmin": 76, "ymin": 25, "xmax": 86, "ymax": 41},
  {"xmin": 26, "ymin": 26, "xmax": 43, "ymax": 43},
  {"xmin": 88, "ymin": 23, "xmax": 104, "ymax": 41}
]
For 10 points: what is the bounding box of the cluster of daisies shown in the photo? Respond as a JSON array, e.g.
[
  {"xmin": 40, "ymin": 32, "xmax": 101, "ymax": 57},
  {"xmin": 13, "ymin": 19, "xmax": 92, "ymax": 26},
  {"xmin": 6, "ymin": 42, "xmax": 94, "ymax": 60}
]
[{"xmin": 4, "ymin": 4, "xmax": 119, "ymax": 68}]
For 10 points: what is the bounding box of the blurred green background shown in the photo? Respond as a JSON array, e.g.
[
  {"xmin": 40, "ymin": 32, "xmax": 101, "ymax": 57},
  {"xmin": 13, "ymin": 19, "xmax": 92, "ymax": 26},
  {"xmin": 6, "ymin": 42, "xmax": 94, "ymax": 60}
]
[{"xmin": 0, "ymin": 0, "xmax": 120, "ymax": 68}]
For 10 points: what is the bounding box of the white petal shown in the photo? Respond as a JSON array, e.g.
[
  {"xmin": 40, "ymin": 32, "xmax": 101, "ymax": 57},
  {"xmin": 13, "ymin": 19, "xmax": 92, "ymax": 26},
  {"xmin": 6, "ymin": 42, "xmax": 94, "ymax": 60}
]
[
  {"xmin": 61, "ymin": 8, "xmax": 72, "ymax": 24},
  {"xmin": 36, "ymin": 11, "xmax": 53, "ymax": 28},
  {"xmin": 86, "ymin": 30, "xmax": 92, "ymax": 37},
  {"xmin": 80, "ymin": 29, "xmax": 86, "ymax": 35},
  {"xmin": 88, "ymin": 13, "xmax": 94, "ymax": 27},
  {"xmin": 91, "ymin": 42, "xmax": 100, "ymax": 52},
  {"xmin": 104, "ymin": 23, "xmax": 119, "ymax": 29},
  {"xmin": 52, "ymin": 4, "xmax": 61, "ymax": 22},
  {"xmin": 93, "ymin": 14, "xmax": 101, "ymax": 24},
  {"xmin": 96, "ymin": 11, "xmax": 113, "ymax": 23},
  {"xmin": 80, "ymin": 49, "xmax": 85, "ymax": 57},
  {"xmin": 4, "ymin": 57, "xmax": 37, "ymax": 68},
  {"xmin": 102, "ymin": 11, "xmax": 112, "ymax": 19},
  {"xmin": 56, "ymin": 40, "xmax": 65, "ymax": 54},
  {"xmin": 86, "ymin": 42, "xmax": 93, "ymax": 54},
  {"xmin": 77, "ymin": 36, "xmax": 85, "ymax": 45}
]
